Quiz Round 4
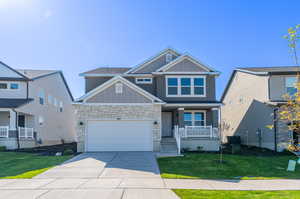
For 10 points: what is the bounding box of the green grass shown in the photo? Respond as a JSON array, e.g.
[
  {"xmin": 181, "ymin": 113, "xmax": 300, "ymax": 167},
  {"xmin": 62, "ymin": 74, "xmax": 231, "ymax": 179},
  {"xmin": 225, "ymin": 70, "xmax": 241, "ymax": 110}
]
[
  {"xmin": 157, "ymin": 150, "xmax": 300, "ymax": 179},
  {"xmin": 0, "ymin": 152, "xmax": 72, "ymax": 179},
  {"xmin": 173, "ymin": 190, "xmax": 300, "ymax": 199}
]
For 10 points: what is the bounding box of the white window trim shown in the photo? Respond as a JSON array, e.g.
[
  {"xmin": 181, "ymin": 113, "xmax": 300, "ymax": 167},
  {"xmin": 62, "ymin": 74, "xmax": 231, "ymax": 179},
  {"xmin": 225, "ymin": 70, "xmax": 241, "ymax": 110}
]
[
  {"xmin": 184, "ymin": 110, "xmax": 206, "ymax": 126},
  {"xmin": 166, "ymin": 75, "xmax": 206, "ymax": 97},
  {"xmin": 0, "ymin": 82, "xmax": 20, "ymax": 91},
  {"xmin": 135, "ymin": 77, "xmax": 153, "ymax": 84},
  {"xmin": 285, "ymin": 76, "xmax": 297, "ymax": 95}
]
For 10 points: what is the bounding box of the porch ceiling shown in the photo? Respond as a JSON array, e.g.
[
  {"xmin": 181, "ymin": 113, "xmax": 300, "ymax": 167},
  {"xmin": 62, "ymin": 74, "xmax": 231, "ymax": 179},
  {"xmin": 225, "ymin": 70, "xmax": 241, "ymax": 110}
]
[
  {"xmin": 162, "ymin": 102, "xmax": 222, "ymax": 111},
  {"xmin": 0, "ymin": 98, "xmax": 34, "ymax": 108}
]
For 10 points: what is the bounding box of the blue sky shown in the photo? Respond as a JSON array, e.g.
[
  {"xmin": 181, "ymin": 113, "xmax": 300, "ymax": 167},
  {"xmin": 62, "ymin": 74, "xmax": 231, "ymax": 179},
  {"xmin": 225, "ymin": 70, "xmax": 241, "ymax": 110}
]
[{"xmin": 0, "ymin": 0, "xmax": 299, "ymax": 99}]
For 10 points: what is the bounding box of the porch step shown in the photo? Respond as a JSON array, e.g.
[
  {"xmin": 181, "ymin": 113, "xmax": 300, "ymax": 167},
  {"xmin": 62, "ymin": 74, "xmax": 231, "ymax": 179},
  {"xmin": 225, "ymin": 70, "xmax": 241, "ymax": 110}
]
[
  {"xmin": 161, "ymin": 138, "xmax": 178, "ymax": 153},
  {"xmin": 161, "ymin": 137, "xmax": 176, "ymax": 143}
]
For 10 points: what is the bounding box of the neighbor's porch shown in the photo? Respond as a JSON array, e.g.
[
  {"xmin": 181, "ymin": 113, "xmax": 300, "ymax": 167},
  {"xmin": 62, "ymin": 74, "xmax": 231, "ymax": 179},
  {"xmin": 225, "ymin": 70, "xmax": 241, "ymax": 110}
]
[
  {"xmin": 0, "ymin": 109, "xmax": 35, "ymax": 149},
  {"xmin": 161, "ymin": 104, "xmax": 221, "ymax": 154}
]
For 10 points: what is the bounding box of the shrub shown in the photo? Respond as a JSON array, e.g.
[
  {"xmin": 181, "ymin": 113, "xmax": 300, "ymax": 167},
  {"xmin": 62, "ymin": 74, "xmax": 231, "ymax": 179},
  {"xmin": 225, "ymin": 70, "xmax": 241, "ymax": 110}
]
[
  {"xmin": 63, "ymin": 149, "xmax": 74, "ymax": 156},
  {"xmin": 0, "ymin": 146, "xmax": 6, "ymax": 151}
]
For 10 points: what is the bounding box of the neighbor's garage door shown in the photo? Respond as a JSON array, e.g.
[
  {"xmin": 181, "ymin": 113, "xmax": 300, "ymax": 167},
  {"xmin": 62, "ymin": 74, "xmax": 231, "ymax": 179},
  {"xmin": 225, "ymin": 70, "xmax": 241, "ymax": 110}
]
[{"xmin": 86, "ymin": 120, "xmax": 153, "ymax": 151}]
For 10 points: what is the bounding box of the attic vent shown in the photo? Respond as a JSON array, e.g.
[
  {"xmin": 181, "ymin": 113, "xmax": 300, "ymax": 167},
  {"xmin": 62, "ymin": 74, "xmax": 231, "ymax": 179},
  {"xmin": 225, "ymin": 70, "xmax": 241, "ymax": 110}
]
[
  {"xmin": 115, "ymin": 83, "xmax": 123, "ymax": 94},
  {"xmin": 166, "ymin": 53, "xmax": 173, "ymax": 63}
]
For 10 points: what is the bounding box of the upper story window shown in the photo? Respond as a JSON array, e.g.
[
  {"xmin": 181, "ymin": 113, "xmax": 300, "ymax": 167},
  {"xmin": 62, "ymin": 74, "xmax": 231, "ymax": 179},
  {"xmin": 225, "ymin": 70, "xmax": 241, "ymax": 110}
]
[
  {"xmin": 286, "ymin": 77, "xmax": 298, "ymax": 96},
  {"xmin": 166, "ymin": 76, "xmax": 206, "ymax": 97},
  {"xmin": 38, "ymin": 90, "xmax": 45, "ymax": 105},
  {"xmin": 59, "ymin": 101, "xmax": 63, "ymax": 112},
  {"xmin": 166, "ymin": 53, "xmax": 173, "ymax": 63},
  {"xmin": 115, "ymin": 83, "xmax": 123, "ymax": 94},
  {"xmin": 135, "ymin": 78, "xmax": 152, "ymax": 84},
  {"xmin": 48, "ymin": 95, "xmax": 53, "ymax": 105},
  {"xmin": 0, "ymin": 83, "xmax": 8, "ymax": 89},
  {"xmin": 184, "ymin": 111, "xmax": 206, "ymax": 126},
  {"xmin": 0, "ymin": 82, "xmax": 19, "ymax": 90},
  {"xmin": 10, "ymin": 83, "xmax": 19, "ymax": 90}
]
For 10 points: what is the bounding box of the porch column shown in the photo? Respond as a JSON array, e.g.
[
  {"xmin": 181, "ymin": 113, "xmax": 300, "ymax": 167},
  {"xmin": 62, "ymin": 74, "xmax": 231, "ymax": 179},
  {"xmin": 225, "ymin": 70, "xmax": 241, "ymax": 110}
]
[
  {"xmin": 211, "ymin": 107, "xmax": 220, "ymax": 128},
  {"xmin": 178, "ymin": 108, "xmax": 184, "ymax": 128},
  {"xmin": 9, "ymin": 110, "xmax": 17, "ymax": 130}
]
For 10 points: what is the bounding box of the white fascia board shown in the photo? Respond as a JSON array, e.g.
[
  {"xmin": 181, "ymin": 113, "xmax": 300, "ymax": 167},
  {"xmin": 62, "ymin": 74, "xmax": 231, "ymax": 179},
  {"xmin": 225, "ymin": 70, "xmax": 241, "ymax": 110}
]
[
  {"xmin": 152, "ymin": 72, "xmax": 221, "ymax": 75},
  {"xmin": 156, "ymin": 54, "xmax": 217, "ymax": 73},
  {"xmin": 125, "ymin": 48, "xmax": 181, "ymax": 74},
  {"xmin": 81, "ymin": 74, "xmax": 153, "ymax": 77},
  {"xmin": 77, "ymin": 76, "xmax": 164, "ymax": 103},
  {"xmin": 163, "ymin": 103, "xmax": 223, "ymax": 107},
  {"xmin": 235, "ymin": 69, "xmax": 268, "ymax": 75},
  {"xmin": 72, "ymin": 102, "xmax": 164, "ymax": 106}
]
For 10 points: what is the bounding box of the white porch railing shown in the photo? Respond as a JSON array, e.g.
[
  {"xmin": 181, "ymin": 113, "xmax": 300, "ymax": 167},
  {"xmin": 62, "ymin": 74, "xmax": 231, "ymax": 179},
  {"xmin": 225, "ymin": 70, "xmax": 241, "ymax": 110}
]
[
  {"xmin": 18, "ymin": 127, "xmax": 34, "ymax": 139},
  {"xmin": 0, "ymin": 126, "xmax": 9, "ymax": 138},
  {"xmin": 183, "ymin": 126, "xmax": 219, "ymax": 139}
]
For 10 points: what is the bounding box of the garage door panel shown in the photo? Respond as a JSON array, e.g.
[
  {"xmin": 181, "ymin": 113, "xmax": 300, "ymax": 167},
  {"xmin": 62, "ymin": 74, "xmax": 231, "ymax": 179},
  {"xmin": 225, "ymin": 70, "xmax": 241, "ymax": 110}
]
[{"xmin": 86, "ymin": 120, "xmax": 153, "ymax": 152}]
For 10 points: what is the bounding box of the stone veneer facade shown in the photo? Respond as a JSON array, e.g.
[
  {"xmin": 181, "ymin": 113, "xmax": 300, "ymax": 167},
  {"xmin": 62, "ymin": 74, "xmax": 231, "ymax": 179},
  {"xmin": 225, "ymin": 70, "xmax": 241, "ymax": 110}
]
[{"xmin": 73, "ymin": 104, "xmax": 162, "ymax": 152}]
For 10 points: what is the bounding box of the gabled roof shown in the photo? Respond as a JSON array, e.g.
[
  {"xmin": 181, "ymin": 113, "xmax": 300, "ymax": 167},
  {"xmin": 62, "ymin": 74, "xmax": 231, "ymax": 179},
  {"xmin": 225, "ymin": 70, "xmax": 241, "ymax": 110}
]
[
  {"xmin": 18, "ymin": 69, "xmax": 74, "ymax": 101},
  {"xmin": 80, "ymin": 67, "xmax": 131, "ymax": 76},
  {"xmin": 237, "ymin": 66, "xmax": 300, "ymax": 75},
  {"xmin": 76, "ymin": 75, "xmax": 164, "ymax": 103},
  {"xmin": 0, "ymin": 61, "xmax": 30, "ymax": 81},
  {"xmin": 155, "ymin": 54, "xmax": 220, "ymax": 73},
  {"xmin": 125, "ymin": 48, "xmax": 181, "ymax": 74},
  {"xmin": 0, "ymin": 98, "xmax": 34, "ymax": 108}
]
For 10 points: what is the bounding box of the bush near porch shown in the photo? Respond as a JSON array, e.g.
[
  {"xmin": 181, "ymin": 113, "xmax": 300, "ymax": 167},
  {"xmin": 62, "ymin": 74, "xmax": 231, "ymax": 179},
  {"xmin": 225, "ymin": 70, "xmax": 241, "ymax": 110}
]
[
  {"xmin": 0, "ymin": 152, "xmax": 72, "ymax": 179},
  {"xmin": 157, "ymin": 146, "xmax": 300, "ymax": 179}
]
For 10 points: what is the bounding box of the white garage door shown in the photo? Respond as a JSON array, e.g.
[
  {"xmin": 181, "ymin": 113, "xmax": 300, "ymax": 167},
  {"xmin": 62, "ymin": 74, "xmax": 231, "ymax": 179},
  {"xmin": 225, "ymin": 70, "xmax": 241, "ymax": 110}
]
[{"xmin": 86, "ymin": 120, "xmax": 153, "ymax": 151}]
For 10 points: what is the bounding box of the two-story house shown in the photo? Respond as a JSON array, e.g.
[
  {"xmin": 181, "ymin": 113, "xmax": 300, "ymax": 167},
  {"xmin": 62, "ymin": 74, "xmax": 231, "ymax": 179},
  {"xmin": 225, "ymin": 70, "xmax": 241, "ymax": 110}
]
[
  {"xmin": 221, "ymin": 67, "xmax": 299, "ymax": 152},
  {"xmin": 0, "ymin": 61, "xmax": 76, "ymax": 149},
  {"xmin": 74, "ymin": 48, "xmax": 222, "ymax": 153}
]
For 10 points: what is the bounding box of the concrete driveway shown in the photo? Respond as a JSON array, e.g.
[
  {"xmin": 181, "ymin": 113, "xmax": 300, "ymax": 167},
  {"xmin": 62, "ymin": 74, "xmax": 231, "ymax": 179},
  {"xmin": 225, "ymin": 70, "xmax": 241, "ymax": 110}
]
[
  {"xmin": 12, "ymin": 152, "xmax": 178, "ymax": 199},
  {"xmin": 35, "ymin": 152, "xmax": 161, "ymax": 179}
]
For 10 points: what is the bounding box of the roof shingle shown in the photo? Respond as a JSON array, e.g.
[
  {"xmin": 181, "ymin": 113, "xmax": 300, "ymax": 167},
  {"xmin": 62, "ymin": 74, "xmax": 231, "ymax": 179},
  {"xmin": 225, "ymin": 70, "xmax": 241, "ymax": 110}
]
[{"xmin": 81, "ymin": 67, "xmax": 131, "ymax": 75}]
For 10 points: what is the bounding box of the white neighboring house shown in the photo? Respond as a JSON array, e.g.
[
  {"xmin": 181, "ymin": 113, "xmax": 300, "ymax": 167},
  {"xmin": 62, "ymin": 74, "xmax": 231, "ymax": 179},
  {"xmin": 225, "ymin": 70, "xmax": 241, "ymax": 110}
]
[{"xmin": 0, "ymin": 61, "xmax": 76, "ymax": 149}]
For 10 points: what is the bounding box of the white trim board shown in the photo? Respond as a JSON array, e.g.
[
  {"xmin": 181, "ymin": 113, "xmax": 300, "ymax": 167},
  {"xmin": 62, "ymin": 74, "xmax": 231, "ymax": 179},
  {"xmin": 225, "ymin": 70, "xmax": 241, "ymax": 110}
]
[
  {"xmin": 76, "ymin": 75, "xmax": 164, "ymax": 103},
  {"xmin": 156, "ymin": 54, "xmax": 218, "ymax": 73},
  {"xmin": 125, "ymin": 48, "xmax": 181, "ymax": 74},
  {"xmin": 163, "ymin": 103, "xmax": 222, "ymax": 107}
]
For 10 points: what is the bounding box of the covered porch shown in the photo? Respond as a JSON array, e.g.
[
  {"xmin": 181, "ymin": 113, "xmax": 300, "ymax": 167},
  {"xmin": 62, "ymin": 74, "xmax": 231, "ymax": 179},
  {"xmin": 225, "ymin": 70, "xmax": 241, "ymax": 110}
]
[
  {"xmin": 0, "ymin": 109, "xmax": 35, "ymax": 149},
  {"xmin": 161, "ymin": 103, "xmax": 221, "ymax": 154}
]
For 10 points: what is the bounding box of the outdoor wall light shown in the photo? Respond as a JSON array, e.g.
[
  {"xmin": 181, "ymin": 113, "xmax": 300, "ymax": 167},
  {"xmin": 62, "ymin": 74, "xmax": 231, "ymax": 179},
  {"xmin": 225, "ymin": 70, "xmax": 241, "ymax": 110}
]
[
  {"xmin": 79, "ymin": 121, "xmax": 84, "ymax": 126},
  {"xmin": 153, "ymin": 121, "xmax": 158, "ymax": 125}
]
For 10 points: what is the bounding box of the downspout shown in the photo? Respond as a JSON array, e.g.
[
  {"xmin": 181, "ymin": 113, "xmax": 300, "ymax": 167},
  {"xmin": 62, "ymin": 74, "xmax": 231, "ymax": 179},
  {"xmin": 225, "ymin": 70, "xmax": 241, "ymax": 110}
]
[
  {"xmin": 26, "ymin": 81, "xmax": 29, "ymax": 99},
  {"xmin": 12, "ymin": 109, "xmax": 20, "ymax": 150},
  {"xmin": 273, "ymin": 108, "xmax": 278, "ymax": 152}
]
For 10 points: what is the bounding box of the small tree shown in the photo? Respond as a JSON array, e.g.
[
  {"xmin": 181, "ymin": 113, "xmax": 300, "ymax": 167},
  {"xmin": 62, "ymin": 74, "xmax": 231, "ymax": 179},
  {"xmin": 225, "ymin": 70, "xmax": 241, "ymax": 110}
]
[{"xmin": 268, "ymin": 25, "xmax": 300, "ymax": 154}]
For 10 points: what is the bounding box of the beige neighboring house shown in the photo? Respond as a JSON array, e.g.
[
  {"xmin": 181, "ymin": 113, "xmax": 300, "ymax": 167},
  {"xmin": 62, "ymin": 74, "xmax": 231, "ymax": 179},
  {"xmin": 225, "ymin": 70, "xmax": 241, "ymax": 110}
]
[
  {"xmin": 221, "ymin": 67, "xmax": 299, "ymax": 152},
  {"xmin": 74, "ymin": 48, "xmax": 222, "ymax": 153},
  {"xmin": 0, "ymin": 61, "xmax": 76, "ymax": 149}
]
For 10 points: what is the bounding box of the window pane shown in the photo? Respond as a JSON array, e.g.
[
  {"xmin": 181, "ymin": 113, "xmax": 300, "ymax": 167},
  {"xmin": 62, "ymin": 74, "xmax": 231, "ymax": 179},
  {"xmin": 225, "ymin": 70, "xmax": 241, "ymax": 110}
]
[
  {"xmin": 168, "ymin": 78, "xmax": 177, "ymax": 86},
  {"xmin": 168, "ymin": 87, "xmax": 178, "ymax": 95},
  {"xmin": 0, "ymin": 83, "xmax": 7, "ymax": 89},
  {"xmin": 195, "ymin": 121, "xmax": 205, "ymax": 126},
  {"xmin": 194, "ymin": 87, "xmax": 204, "ymax": 95},
  {"xmin": 10, "ymin": 83, "xmax": 19, "ymax": 89},
  {"xmin": 194, "ymin": 112, "xmax": 204, "ymax": 121},
  {"xmin": 181, "ymin": 87, "xmax": 191, "ymax": 95},
  {"xmin": 181, "ymin": 78, "xmax": 191, "ymax": 86},
  {"xmin": 184, "ymin": 121, "xmax": 193, "ymax": 126},
  {"xmin": 287, "ymin": 87, "xmax": 297, "ymax": 96},
  {"xmin": 194, "ymin": 78, "xmax": 204, "ymax": 86},
  {"xmin": 184, "ymin": 112, "xmax": 192, "ymax": 121},
  {"xmin": 286, "ymin": 77, "xmax": 297, "ymax": 87}
]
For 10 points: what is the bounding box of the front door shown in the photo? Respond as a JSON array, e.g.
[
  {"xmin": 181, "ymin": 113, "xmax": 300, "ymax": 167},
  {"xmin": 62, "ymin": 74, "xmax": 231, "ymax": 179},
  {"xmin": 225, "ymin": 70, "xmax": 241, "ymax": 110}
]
[
  {"xmin": 162, "ymin": 112, "xmax": 172, "ymax": 137},
  {"xmin": 18, "ymin": 115, "xmax": 25, "ymax": 127}
]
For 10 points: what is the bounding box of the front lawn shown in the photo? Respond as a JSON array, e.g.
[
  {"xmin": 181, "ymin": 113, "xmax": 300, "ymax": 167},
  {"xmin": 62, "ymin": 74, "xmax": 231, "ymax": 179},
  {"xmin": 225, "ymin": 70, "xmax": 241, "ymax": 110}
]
[
  {"xmin": 173, "ymin": 190, "xmax": 300, "ymax": 199},
  {"xmin": 0, "ymin": 152, "xmax": 72, "ymax": 179},
  {"xmin": 157, "ymin": 148, "xmax": 300, "ymax": 179}
]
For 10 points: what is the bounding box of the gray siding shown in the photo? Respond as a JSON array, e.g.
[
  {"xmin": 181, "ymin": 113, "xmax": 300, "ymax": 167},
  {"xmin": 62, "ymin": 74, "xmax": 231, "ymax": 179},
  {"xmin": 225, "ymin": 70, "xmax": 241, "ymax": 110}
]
[
  {"xmin": 269, "ymin": 75, "xmax": 287, "ymax": 101},
  {"xmin": 125, "ymin": 77, "xmax": 156, "ymax": 95},
  {"xmin": 85, "ymin": 77, "xmax": 112, "ymax": 93},
  {"xmin": 156, "ymin": 75, "xmax": 216, "ymax": 102},
  {"xmin": 0, "ymin": 63, "xmax": 23, "ymax": 78},
  {"xmin": 86, "ymin": 82, "xmax": 152, "ymax": 103},
  {"xmin": 0, "ymin": 81, "xmax": 27, "ymax": 99},
  {"xmin": 133, "ymin": 54, "xmax": 179, "ymax": 74},
  {"xmin": 165, "ymin": 59, "xmax": 207, "ymax": 72}
]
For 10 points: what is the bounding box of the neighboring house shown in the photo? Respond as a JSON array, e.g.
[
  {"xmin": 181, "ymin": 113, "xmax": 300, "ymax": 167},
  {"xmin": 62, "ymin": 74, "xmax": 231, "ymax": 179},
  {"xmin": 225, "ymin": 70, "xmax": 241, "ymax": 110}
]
[
  {"xmin": 0, "ymin": 61, "xmax": 76, "ymax": 149},
  {"xmin": 221, "ymin": 66, "xmax": 299, "ymax": 152},
  {"xmin": 74, "ymin": 48, "xmax": 222, "ymax": 153}
]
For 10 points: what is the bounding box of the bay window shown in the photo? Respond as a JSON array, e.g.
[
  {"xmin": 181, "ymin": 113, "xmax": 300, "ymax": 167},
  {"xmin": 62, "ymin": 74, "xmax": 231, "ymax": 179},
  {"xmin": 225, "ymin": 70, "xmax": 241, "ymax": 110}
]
[{"xmin": 166, "ymin": 76, "xmax": 205, "ymax": 97}]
